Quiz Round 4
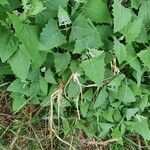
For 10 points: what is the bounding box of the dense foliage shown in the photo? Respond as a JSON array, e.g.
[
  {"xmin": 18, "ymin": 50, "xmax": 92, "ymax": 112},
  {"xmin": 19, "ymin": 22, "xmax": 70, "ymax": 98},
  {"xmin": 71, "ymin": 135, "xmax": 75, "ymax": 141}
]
[{"xmin": 0, "ymin": 0, "xmax": 150, "ymax": 149}]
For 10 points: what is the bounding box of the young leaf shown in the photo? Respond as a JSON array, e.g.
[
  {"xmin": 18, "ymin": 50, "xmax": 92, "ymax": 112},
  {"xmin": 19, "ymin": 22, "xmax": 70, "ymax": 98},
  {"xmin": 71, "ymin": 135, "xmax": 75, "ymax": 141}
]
[
  {"xmin": 80, "ymin": 53, "xmax": 105, "ymax": 85},
  {"xmin": 83, "ymin": 0, "xmax": 111, "ymax": 23},
  {"xmin": 137, "ymin": 48, "xmax": 150, "ymax": 68},
  {"xmin": 113, "ymin": 38, "xmax": 127, "ymax": 64},
  {"xmin": 113, "ymin": 0, "xmax": 132, "ymax": 32},
  {"xmin": 8, "ymin": 45, "xmax": 31, "ymax": 81},
  {"xmin": 39, "ymin": 77, "xmax": 48, "ymax": 95},
  {"xmin": 58, "ymin": 6, "xmax": 71, "ymax": 26},
  {"xmin": 40, "ymin": 18, "xmax": 66, "ymax": 50},
  {"xmin": 45, "ymin": 69, "xmax": 56, "ymax": 84},
  {"xmin": 0, "ymin": 24, "xmax": 19, "ymax": 62}
]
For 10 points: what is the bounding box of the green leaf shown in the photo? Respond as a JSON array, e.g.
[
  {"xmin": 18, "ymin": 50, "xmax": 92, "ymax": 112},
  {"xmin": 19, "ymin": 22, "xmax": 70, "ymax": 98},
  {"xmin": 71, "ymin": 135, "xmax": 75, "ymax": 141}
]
[
  {"xmin": 113, "ymin": 0, "xmax": 132, "ymax": 32},
  {"xmin": 40, "ymin": 18, "xmax": 66, "ymax": 50},
  {"xmin": 83, "ymin": 0, "xmax": 111, "ymax": 23},
  {"xmin": 0, "ymin": 0, "xmax": 9, "ymax": 6},
  {"xmin": 118, "ymin": 83, "xmax": 136, "ymax": 103},
  {"xmin": 0, "ymin": 24, "xmax": 19, "ymax": 62},
  {"xmin": 93, "ymin": 87, "xmax": 108, "ymax": 109},
  {"xmin": 126, "ymin": 118, "xmax": 150, "ymax": 140},
  {"xmin": 126, "ymin": 108, "xmax": 139, "ymax": 120},
  {"xmin": 58, "ymin": 6, "xmax": 71, "ymax": 26},
  {"xmin": 80, "ymin": 101, "xmax": 89, "ymax": 117},
  {"xmin": 131, "ymin": 0, "xmax": 142, "ymax": 9},
  {"xmin": 8, "ymin": 45, "xmax": 31, "ymax": 81},
  {"xmin": 62, "ymin": 118, "xmax": 70, "ymax": 136},
  {"xmin": 28, "ymin": 0, "xmax": 45, "ymax": 16},
  {"xmin": 11, "ymin": 94, "xmax": 27, "ymax": 112},
  {"xmin": 39, "ymin": 78, "xmax": 48, "ymax": 95},
  {"xmin": 54, "ymin": 52, "xmax": 71, "ymax": 74},
  {"xmin": 45, "ymin": 69, "xmax": 56, "ymax": 84},
  {"xmin": 113, "ymin": 38, "xmax": 127, "ymax": 64},
  {"xmin": 70, "ymin": 14, "xmax": 97, "ymax": 41},
  {"xmin": 74, "ymin": 32, "xmax": 102, "ymax": 54},
  {"xmin": 139, "ymin": 0, "xmax": 150, "ymax": 26},
  {"xmin": 80, "ymin": 54, "xmax": 105, "ymax": 85},
  {"xmin": 137, "ymin": 48, "xmax": 150, "ymax": 68},
  {"xmin": 8, "ymin": 13, "xmax": 43, "ymax": 67},
  {"xmin": 121, "ymin": 18, "xmax": 143, "ymax": 44}
]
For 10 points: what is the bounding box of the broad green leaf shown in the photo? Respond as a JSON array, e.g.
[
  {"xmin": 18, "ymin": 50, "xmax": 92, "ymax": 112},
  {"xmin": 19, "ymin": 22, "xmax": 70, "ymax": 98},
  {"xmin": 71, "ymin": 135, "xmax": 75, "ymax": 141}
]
[
  {"xmin": 137, "ymin": 94, "xmax": 149, "ymax": 111},
  {"xmin": 139, "ymin": 0, "xmax": 150, "ymax": 26},
  {"xmin": 8, "ymin": 13, "xmax": 43, "ymax": 68},
  {"xmin": 121, "ymin": 18, "xmax": 143, "ymax": 44},
  {"xmin": 111, "ymin": 129, "xmax": 123, "ymax": 145},
  {"xmin": 54, "ymin": 52, "xmax": 71, "ymax": 74},
  {"xmin": 58, "ymin": 6, "xmax": 71, "ymax": 26},
  {"xmin": 62, "ymin": 118, "xmax": 70, "ymax": 136},
  {"xmin": 11, "ymin": 94, "xmax": 27, "ymax": 112},
  {"xmin": 126, "ymin": 119, "xmax": 150, "ymax": 140},
  {"xmin": 107, "ymin": 74, "xmax": 125, "ymax": 92},
  {"xmin": 0, "ymin": 24, "xmax": 19, "ymax": 62},
  {"xmin": 70, "ymin": 14, "xmax": 97, "ymax": 41},
  {"xmin": 40, "ymin": 18, "xmax": 66, "ymax": 50},
  {"xmin": 113, "ymin": 38, "xmax": 127, "ymax": 64},
  {"xmin": 93, "ymin": 87, "xmax": 108, "ymax": 109},
  {"xmin": 126, "ymin": 108, "xmax": 139, "ymax": 120},
  {"xmin": 137, "ymin": 48, "xmax": 150, "ymax": 68},
  {"xmin": 39, "ymin": 78, "xmax": 48, "ymax": 95},
  {"xmin": 28, "ymin": 0, "xmax": 45, "ymax": 16},
  {"xmin": 74, "ymin": 32, "xmax": 102, "ymax": 54},
  {"xmin": 8, "ymin": 45, "xmax": 31, "ymax": 81},
  {"xmin": 80, "ymin": 54, "xmax": 105, "ymax": 85},
  {"xmin": 131, "ymin": 0, "xmax": 142, "ymax": 9},
  {"xmin": 80, "ymin": 101, "xmax": 89, "ymax": 117},
  {"xmin": 45, "ymin": 69, "xmax": 56, "ymax": 84},
  {"xmin": 83, "ymin": 0, "xmax": 111, "ymax": 23},
  {"xmin": 113, "ymin": 0, "xmax": 132, "ymax": 32},
  {"xmin": 118, "ymin": 83, "xmax": 136, "ymax": 103},
  {"xmin": 102, "ymin": 107, "xmax": 114, "ymax": 122}
]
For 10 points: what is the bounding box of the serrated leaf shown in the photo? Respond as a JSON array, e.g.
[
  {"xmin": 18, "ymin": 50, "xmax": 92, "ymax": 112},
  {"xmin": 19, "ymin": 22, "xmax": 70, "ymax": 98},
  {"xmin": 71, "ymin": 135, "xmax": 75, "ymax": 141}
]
[
  {"xmin": 118, "ymin": 83, "xmax": 136, "ymax": 103},
  {"xmin": 80, "ymin": 54, "xmax": 105, "ymax": 85},
  {"xmin": 58, "ymin": 6, "xmax": 71, "ymax": 26},
  {"xmin": 0, "ymin": 24, "xmax": 19, "ymax": 62},
  {"xmin": 83, "ymin": 0, "xmax": 111, "ymax": 23},
  {"xmin": 126, "ymin": 119, "xmax": 150, "ymax": 140},
  {"xmin": 54, "ymin": 52, "xmax": 71, "ymax": 74},
  {"xmin": 139, "ymin": 0, "xmax": 150, "ymax": 26},
  {"xmin": 113, "ymin": 38, "xmax": 127, "ymax": 64},
  {"xmin": 113, "ymin": 0, "xmax": 132, "ymax": 32},
  {"xmin": 121, "ymin": 18, "xmax": 143, "ymax": 44},
  {"xmin": 70, "ymin": 14, "xmax": 97, "ymax": 41},
  {"xmin": 28, "ymin": 0, "xmax": 45, "ymax": 16},
  {"xmin": 93, "ymin": 87, "xmax": 108, "ymax": 109},
  {"xmin": 8, "ymin": 45, "xmax": 31, "ymax": 81},
  {"xmin": 40, "ymin": 18, "xmax": 66, "ymax": 50},
  {"xmin": 137, "ymin": 48, "xmax": 150, "ymax": 68},
  {"xmin": 74, "ymin": 32, "xmax": 102, "ymax": 54}
]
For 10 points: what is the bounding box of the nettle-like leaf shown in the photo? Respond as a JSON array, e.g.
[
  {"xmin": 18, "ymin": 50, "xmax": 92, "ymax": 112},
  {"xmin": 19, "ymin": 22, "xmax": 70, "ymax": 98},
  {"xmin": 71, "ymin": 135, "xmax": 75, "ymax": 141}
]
[
  {"xmin": 58, "ymin": 6, "xmax": 71, "ymax": 26},
  {"xmin": 121, "ymin": 18, "xmax": 143, "ymax": 44},
  {"xmin": 113, "ymin": 0, "xmax": 132, "ymax": 32},
  {"xmin": 70, "ymin": 14, "xmax": 97, "ymax": 41},
  {"xmin": 80, "ymin": 53, "xmax": 105, "ymax": 85},
  {"xmin": 40, "ymin": 18, "xmax": 66, "ymax": 51},
  {"xmin": 113, "ymin": 38, "xmax": 127, "ymax": 64},
  {"xmin": 139, "ymin": 0, "xmax": 150, "ymax": 26},
  {"xmin": 8, "ymin": 45, "xmax": 31, "ymax": 81},
  {"xmin": 28, "ymin": 0, "xmax": 46, "ymax": 16},
  {"xmin": 137, "ymin": 48, "xmax": 150, "ymax": 68},
  {"xmin": 74, "ymin": 31, "xmax": 102, "ymax": 54},
  {"xmin": 0, "ymin": 24, "xmax": 19, "ymax": 62},
  {"xmin": 54, "ymin": 52, "xmax": 71, "ymax": 74},
  {"xmin": 83, "ymin": 0, "xmax": 111, "ymax": 23}
]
